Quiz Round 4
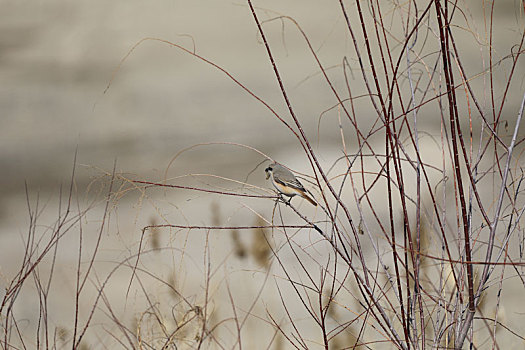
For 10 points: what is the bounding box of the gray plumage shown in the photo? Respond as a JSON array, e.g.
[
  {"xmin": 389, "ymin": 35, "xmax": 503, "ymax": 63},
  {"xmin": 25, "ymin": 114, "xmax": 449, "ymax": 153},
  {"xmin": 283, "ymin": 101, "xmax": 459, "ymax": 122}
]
[{"xmin": 265, "ymin": 162, "xmax": 317, "ymax": 206}]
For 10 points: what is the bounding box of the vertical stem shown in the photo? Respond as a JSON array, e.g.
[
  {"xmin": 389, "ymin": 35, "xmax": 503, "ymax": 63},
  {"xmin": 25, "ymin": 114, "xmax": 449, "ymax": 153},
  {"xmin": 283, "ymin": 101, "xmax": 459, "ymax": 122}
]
[{"xmin": 433, "ymin": 0, "xmax": 476, "ymax": 343}]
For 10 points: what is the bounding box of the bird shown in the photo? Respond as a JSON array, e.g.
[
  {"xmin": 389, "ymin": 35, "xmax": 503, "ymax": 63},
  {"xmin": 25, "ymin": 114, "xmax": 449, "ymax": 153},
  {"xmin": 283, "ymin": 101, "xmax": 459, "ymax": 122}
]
[{"xmin": 265, "ymin": 162, "xmax": 317, "ymax": 206}]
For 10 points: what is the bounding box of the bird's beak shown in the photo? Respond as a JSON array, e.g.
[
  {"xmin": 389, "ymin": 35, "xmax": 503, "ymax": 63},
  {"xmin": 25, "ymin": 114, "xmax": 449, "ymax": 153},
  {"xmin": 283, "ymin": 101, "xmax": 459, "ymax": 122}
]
[{"xmin": 265, "ymin": 168, "xmax": 270, "ymax": 180}]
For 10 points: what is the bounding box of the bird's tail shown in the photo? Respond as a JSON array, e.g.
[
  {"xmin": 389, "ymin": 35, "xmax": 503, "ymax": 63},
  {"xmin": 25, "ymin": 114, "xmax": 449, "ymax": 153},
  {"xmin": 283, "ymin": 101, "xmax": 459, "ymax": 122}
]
[{"xmin": 299, "ymin": 190, "xmax": 317, "ymax": 206}]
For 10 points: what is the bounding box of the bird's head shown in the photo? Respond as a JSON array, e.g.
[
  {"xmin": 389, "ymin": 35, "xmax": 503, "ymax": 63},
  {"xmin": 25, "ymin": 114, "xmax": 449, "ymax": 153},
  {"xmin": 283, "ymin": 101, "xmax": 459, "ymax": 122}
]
[{"xmin": 265, "ymin": 163, "xmax": 276, "ymax": 180}]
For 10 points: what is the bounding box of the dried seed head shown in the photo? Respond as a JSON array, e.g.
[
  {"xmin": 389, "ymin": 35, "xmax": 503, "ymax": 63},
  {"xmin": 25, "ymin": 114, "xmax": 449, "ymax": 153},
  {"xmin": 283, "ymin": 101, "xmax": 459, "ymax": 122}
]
[{"xmin": 251, "ymin": 217, "xmax": 272, "ymax": 269}]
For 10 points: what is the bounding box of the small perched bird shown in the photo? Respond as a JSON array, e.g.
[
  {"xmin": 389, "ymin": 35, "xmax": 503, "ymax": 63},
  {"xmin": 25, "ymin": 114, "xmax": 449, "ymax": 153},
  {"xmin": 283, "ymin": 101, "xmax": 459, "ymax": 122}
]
[{"xmin": 265, "ymin": 162, "xmax": 317, "ymax": 206}]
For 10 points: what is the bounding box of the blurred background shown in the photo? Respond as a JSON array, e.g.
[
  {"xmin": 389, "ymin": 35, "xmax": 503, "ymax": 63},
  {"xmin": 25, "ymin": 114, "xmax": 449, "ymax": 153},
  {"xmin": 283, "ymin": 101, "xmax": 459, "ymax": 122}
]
[
  {"xmin": 0, "ymin": 0, "xmax": 351, "ymax": 201},
  {"xmin": 1, "ymin": 0, "xmax": 524, "ymax": 348},
  {"xmin": 3, "ymin": 0, "xmax": 520, "ymax": 205},
  {"xmin": 1, "ymin": 2, "xmax": 364, "ymax": 347}
]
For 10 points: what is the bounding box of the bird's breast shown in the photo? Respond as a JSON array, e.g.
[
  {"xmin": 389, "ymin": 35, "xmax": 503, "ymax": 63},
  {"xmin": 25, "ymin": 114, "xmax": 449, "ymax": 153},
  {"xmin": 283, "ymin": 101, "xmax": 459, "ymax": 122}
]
[{"xmin": 273, "ymin": 180, "xmax": 302, "ymax": 197}]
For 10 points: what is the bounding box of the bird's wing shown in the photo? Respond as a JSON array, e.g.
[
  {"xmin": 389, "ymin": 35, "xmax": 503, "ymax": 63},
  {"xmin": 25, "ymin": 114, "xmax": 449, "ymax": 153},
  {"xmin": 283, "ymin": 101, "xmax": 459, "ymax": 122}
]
[{"xmin": 274, "ymin": 176, "xmax": 306, "ymax": 192}]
